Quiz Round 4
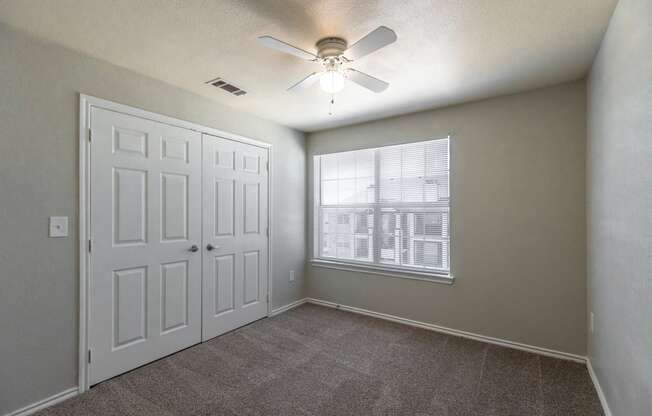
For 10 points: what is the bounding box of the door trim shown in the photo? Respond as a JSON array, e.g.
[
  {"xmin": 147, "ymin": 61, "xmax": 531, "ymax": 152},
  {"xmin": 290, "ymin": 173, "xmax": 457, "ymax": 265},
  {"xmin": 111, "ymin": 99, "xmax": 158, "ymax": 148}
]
[{"xmin": 78, "ymin": 94, "xmax": 274, "ymax": 392}]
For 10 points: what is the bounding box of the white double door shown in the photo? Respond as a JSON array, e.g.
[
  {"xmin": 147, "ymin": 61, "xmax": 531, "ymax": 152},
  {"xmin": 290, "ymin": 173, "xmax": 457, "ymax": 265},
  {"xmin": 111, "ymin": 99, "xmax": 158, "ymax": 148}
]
[{"xmin": 89, "ymin": 107, "xmax": 268, "ymax": 385}]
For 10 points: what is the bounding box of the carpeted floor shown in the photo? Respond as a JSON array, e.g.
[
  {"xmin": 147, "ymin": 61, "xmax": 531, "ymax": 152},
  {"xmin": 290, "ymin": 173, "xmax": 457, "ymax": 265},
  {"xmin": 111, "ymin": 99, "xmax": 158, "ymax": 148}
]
[{"xmin": 36, "ymin": 304, "xmax": 603, "ymax": 416}]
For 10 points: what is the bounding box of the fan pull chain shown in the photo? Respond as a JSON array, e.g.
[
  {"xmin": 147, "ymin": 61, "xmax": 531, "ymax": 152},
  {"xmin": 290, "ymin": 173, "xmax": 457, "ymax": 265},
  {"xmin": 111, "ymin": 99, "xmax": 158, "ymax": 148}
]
[{"xmin": 329, "ymin": 94, "xmax": 335, "ymax": 116}]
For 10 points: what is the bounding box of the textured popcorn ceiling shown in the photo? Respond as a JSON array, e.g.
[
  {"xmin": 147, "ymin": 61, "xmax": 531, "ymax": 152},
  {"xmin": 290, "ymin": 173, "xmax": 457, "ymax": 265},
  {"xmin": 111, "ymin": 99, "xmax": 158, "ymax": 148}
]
[{"xmin": 0, "ymin": 0, "xmax": 616, "ymax": 131}]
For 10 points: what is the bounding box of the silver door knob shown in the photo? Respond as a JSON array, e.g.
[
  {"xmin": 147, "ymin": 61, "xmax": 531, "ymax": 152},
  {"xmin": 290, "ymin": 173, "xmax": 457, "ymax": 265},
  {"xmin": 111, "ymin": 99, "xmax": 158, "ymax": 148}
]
[
  {"xmin": 206, "ymin": 244, "xmax": 218, "ymax": 251},
  {"xmin": 189, "ymin": 245, "xmax": 199, "ymax": 252}
]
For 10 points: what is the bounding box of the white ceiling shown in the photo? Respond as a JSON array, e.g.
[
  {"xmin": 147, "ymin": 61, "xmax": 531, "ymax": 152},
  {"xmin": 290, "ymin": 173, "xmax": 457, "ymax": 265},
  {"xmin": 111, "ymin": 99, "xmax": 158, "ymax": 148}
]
[{"xmin": 0, "ymin": 0, "xmax": 617, "ymax": 132}]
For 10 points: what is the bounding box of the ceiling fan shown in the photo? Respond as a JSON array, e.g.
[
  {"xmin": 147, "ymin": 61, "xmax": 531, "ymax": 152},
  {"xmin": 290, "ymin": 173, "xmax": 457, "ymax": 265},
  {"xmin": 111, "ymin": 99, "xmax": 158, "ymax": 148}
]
[{"xmin": 258, "ymin": 26, "xmax": 397, "ymax": 95}]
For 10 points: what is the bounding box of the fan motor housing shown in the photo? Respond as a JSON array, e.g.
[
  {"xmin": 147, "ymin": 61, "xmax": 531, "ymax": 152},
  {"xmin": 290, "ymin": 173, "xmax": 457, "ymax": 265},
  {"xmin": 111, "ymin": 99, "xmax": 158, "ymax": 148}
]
[{"xmin": 316, "ymin": 37, "xmax": 347, "ymax": 58}]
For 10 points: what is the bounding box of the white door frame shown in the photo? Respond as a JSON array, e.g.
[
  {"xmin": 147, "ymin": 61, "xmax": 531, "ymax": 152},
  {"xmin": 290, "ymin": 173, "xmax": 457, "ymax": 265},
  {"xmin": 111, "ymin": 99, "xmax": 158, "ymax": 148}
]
[{"xmin": 78, "ymin": 94, "xmax": 274, "ymax": 393}]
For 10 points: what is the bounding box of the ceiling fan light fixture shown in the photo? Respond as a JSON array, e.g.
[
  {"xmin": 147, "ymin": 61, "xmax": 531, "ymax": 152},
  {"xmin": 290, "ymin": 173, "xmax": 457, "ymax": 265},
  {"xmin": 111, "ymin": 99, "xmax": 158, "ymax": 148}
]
[
  {"xmin": 319, "ymin": 70, "xmax": 345, "ymax": 94},
  {"xmin": 258, "ymin": 26, "xmax": 397, "ymax": 100}
]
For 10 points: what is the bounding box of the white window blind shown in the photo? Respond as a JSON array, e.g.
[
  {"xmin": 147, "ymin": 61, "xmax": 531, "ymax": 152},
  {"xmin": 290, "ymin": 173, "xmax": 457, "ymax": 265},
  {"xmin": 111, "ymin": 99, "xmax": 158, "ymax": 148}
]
[{"xmin": 314, "ymin": 137, "xmax": 451, "ymax": 276}]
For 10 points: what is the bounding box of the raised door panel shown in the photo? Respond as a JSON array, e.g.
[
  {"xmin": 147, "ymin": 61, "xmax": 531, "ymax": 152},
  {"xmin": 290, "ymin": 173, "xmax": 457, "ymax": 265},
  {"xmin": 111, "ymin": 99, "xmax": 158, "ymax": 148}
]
[
  {"xmin": 243, "ymin": 250, "xmax": 260, "ymax": 305},
  {"xmin": 113, "ymin": 168, "xmax": 147, "ymax": 245},
  {"xmin": 242, "ymin": 153, "xmax": 260, "ymax": 174},
  {"xmin": 161, "ymin": 137, "xmax": 189, "ymax": 163},
  {"xmin": 215, "ymin": 180, "xmax": 235, "ymax": 237},
  {"xmin": 214, "ymin": 254, "xmax": 235, "ymax": 315},
  {"xmin": 113, "ymin": 128, "xmax": 147, "ymax": 157},
  {"xmin": 113, "ymin": 267, "xmax": 147, "ymax": 349},
  {"xmin": 243, "ymin": 183, "xmax": 260, "ymax": 234},
  {"xmin": 161, "ymin": 173, "xmax": 188, "ymax": 241},
  {"xmin": 161, "ymin": 261, "xmax": 188, "ymax": 333},
  {"xmin": 215, "ymin": 148, "xmax": 235, "ymax": 170}
]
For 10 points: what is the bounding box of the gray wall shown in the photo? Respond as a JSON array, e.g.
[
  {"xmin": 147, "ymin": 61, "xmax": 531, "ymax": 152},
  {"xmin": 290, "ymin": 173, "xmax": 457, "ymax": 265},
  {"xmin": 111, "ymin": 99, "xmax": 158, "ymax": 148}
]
[
  {"xmin": 307, "ymin": 81, "xmax": 587, "ymax": 356},
  {"xmin": 587, "ymin": 0, "xmax": 652, "ymax": 414},
  {"xmin": 0, "ymin": 23, "xmax": 305, "ymax": 415}
]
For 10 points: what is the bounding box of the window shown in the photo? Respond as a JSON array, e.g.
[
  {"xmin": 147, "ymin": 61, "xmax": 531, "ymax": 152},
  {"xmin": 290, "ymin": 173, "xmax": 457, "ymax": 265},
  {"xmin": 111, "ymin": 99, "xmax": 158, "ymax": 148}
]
[{"xmin": 314, "ymin": 137, "xmax": 451, "ymax": 278}]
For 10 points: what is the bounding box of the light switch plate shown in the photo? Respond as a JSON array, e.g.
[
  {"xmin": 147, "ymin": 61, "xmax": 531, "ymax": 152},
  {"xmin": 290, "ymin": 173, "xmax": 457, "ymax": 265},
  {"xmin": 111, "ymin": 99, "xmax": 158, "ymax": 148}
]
[{"xmin": 49, "ymin": 216, "xmax": 69, "ymax": 237}]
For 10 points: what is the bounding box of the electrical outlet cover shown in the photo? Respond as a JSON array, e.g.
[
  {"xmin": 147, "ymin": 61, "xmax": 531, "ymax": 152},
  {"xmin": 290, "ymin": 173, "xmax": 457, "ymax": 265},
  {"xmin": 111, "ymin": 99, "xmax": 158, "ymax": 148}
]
[{"xmin": 49, "ymin": 216, "xmax": 69, "ymax": 237}]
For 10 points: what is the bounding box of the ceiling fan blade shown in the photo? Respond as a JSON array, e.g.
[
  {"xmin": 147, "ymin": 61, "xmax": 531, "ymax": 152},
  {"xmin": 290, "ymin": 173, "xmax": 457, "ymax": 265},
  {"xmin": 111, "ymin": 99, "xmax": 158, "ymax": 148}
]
[
  {"xmin": 258, "ymin": 36, "xmax": 318, "ymax": 61},
  {"xmin": 345, "ymin": 69, "xmax": 389, "ymax": 93},
  {"xmin": 344, "ymin": 26, "xmax": 397, "ymax": 61},
  {"xmin": 288, "ymin": 72, "xmax": 320, "ymax": 92}
]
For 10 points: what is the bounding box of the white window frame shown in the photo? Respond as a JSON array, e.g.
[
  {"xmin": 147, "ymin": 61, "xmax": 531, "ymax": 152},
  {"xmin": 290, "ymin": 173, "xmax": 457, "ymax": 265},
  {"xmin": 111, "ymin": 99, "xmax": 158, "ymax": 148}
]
[{"xmin": 311, "ymin": 136, "xmax": 454, "ymax": 285}]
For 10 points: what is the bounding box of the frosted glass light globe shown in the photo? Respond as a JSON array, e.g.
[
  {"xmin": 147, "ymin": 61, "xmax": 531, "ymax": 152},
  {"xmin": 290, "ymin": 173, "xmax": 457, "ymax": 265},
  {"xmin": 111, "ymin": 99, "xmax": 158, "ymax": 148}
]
[{"xmin": 320, "ymin": 70, "xmax": 345, "ymax": 94}]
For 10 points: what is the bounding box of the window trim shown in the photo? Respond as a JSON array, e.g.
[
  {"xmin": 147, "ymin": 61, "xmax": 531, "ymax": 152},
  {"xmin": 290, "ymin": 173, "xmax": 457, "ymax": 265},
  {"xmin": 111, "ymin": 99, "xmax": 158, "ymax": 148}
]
[
  {"xmin": 310, "ymin": 259, "xmax": 454, "ymax": 285},
  {"xmin": 312, "ymin": 136, "xmax": 453, "ymax": 282}
]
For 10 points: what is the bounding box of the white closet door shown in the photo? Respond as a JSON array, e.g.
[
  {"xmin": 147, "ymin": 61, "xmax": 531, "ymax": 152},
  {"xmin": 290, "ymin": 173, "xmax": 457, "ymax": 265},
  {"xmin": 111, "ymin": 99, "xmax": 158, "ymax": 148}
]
[
  {"xmin": 202, "ymin": 133, "xmax": 269, "ymax": 341},
  {"xmin": 89, "ymin": 107, "xmax": 202, "ymax": 385}
]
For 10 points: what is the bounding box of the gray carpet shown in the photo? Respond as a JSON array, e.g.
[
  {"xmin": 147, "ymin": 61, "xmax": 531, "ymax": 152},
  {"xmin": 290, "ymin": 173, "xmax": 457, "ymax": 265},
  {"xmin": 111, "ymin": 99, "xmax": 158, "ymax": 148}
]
[{"xmin": 37, "ymin": 304, "xmax": 603, "ymax": 416}]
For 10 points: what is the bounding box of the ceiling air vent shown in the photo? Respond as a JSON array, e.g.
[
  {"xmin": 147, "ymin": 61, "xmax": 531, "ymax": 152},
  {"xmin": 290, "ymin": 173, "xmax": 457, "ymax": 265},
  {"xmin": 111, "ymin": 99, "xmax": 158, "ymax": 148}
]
[{"xmin": 206, "ymin": 77, "xmax": 247, "ymax": 96}]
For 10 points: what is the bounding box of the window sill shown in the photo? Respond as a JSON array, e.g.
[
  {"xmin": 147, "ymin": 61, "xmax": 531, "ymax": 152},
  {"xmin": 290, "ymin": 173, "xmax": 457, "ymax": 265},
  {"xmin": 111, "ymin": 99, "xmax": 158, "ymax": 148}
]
[{"xmin": 309, "ymin": 259, "xmax": 455, "ymax": 285}]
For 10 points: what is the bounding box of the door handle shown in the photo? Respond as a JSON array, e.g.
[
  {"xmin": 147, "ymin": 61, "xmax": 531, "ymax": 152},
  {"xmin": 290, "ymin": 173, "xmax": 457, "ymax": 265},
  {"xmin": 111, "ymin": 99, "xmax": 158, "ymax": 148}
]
[
  {"xmin": 189, "ymin": 245, "xmax": 199, "ymax": 252},
  {"xmin": 206, "ymin": 244, "xmax": 219, "ymax": 251}
]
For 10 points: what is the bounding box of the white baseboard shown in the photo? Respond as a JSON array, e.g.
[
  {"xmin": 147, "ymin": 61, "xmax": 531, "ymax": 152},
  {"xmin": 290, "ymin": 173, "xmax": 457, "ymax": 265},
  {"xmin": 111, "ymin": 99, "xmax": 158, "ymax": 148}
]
[
  {"xmin": 587, "ymin": 358, "xmax": 613, "ymax": 416},
  {"xmin": 301, "ymin": 298, "xmax": 618, "ymax": 415},
  {"xmin": 4, "ymin": 387, "xmax": 78, "ymax": 416},
  {"xmin": 306, "ymin": 298, "xmax": 586, "ymax": 363},
  {"xmin": 7, "ymin": 299, "xmax": 606, "ymax": 416},
  {"xmin": 269, "ymin": 298, "xmax": 309, "ymax": 317}
]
